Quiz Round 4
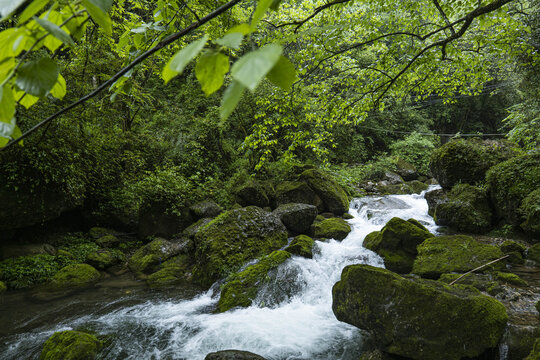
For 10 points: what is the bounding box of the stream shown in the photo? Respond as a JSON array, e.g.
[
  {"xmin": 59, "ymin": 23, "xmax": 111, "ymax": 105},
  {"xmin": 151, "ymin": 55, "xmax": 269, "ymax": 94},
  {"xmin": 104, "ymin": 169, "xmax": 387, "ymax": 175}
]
[{"xmin": 0, "ymin": 187, "xmax": 439, "ymax": 359}]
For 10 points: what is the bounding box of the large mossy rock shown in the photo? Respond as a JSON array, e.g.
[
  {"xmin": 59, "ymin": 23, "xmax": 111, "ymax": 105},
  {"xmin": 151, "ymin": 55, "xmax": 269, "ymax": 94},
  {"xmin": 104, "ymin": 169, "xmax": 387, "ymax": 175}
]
[
  {"xmin": 430, "ymin": 138, "xmax": 517, "ymax": 189},
  {"xmin": 332, "ymin": 264, "xmax": 508, "ymax": 360},
  {"xmin": 40, "ymin": 330, "xmax": 102, "ymax": 360},
  {"xmin": 363, "ymin": 217, "xmax": 434, "ymax": 273},
  {"xmin": 146, "ymin": 254, "xmax": 192, "ymax": 287},
  {"xmin": 235, "ymin": 180, "xmax": 270, "ymax": 208},
  {"xmin": 312, "ymin": 217, "xmax": 351, "ymax": 240},
  {"xmin": 300, "ymin": 169, "xmax": 350, "ymax": 215},
  {"xmin": 48, "ymin": 264, "xmax": 100, "ymax": 290},
  {"xmin": 217, "ymin": 250, "xmax": 291, "ymax": 312},
  {"xmin": 128, "ymin": 238, "xmax": 182, "ymax": 276},
  {"xmin": 412, "ymin": 235, "xmax": 504, "ymax": 279},
  {"xmin": 272, "ymin": 203, "xmax": 317, "ymax": 234},
  {"xmin": 434, "ymin": 184, "xmax": 493, "ymax": 233},
  {"xmin": 519, "ymin": 188, "xmax": 540, "ymax": 238},
  {"xmin": 193, "ymin": 206, "xmax": 288, "ymax": 287},
  {"xmin": 275, "ymin": 181, "xmax": 323, "ymax": 211},
  {"xmin": 86, "ymin": 250, "xmax": 125, "ymax": 270},
  {"xmin": 189, "ymin": 200, "xmax": 223, "ymax": 219},
  {"xmin": 284, "ymin": 235, "xmax": 315, "ymax": 258},
  {"xmin": 486, "ymin": 153, "xmax": 540, "ymax": 226},
  {"xmin": 425, "ymin": 188, "xmax": 448, "ymax": 217},
  {"xmin": 204, "ymin": 350, "xmax": 267, "ymax": 360}
]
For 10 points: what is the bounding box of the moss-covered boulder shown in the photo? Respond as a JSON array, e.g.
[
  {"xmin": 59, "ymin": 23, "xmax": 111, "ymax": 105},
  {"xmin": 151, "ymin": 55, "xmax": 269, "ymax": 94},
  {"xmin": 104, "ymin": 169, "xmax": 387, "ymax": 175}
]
[
  {"xmin": 285, "ymin": 235, "xmax": 315, "ymax": 258},
  {"xmin": 300, "ymin": 169, "xmax": 350, "ymax": 215},
  {"xmin": 183, "ymin": 218, "xmax": 213, "ymax": 240},
  {"xmin": 49, "ymin": 264, "xmax": 100, "ymax": 290},
  {"xmin": 312, "ymin": 217, "xmax": 351, "ymax": 240},
  {"xmin": 500, "ymin": 240, "xmax": 526, "ymax": 265},
  {"xmin": 524, "ymin": 338, "xmax": 540, "ymax": 360},
  {"xmin": 430, "ymin": 138, "xmax": 518, "ymax": 189},
  {"xmin": 128, "ymin": 238, "xmax": 182, "ymax": 276},
  {"xmin": 434, "ymin": 184, "xmax": 493, "ymax": 233},
  {"xmin": 395, "ymin": 158, "xmax": 418, "ymax": 181},
  {"xmin": 217, "ymin": 250, "xmax": 291, "ymax": 312},
  {"xmin": 86, "ymin": 250, "xmax": 124, "ymax": 270},
  {"xmin": 272, "ymin": 203, "xmax": 317, "ymax": 234},
  {"xmin": 363, "ymin": 217, "xmax": 434, "ymax": 273},
  {"xmin": 235, "ymin": 180, "xmax": 270, "ymax": 208},
  {"xmin": 40, "ymin": 330, "xmax": 102, "ymax": 360},
  {"xmin": 193, "ymin": 206, "xmax": 288, "ymax": 287},
  {"xmin": 495, "ymin": 271, "xmax": 528, "ymax": 287},
  {"xmin": 486, "ymin": 153, "xmax": 540, "ymax": 226},
  {"xmin": 425, "ymin": 188, "xmax": 448, "ymax": 217},
  {"xmin": 413, "ymin": 235, "xmax": 505, "ymax": 279},
  {"xmin": 520, "ymin": 189, "xmax": 540, "ymax": 238},
  {"xmin": 146, "ymin": 254, "xmax": 192, "ymax": 287},
  {"xmin": 527, "ymin": 243, "xmax": 540, "ymax": 263},
  {"xmin": 189, "ymin": 200, "xmax": 223, "ymax": 219},
  {"xmin": 0, "ymin": 280, "xmax": 6, "ymax": 293},
  {"xmin": 275, "ymin": 181, "xmax": 323, "ymax": 211},
  {"xmin": 95, "ymin": 235, "xmax": 121, "ymax": 248},
  {"xmin": 204, "ymin": 350, "xmax": 267, "ymax": 360},
  {"xmin": 406, "ymin": 180, "xmax": 429, "ymax": 194},
  {"xmin": 332, "ymin": 264, "xmax": 508, "ymax": 360},
  {"xmin": 438, "ymin": 273, "xmax": 501, "ymax": 294}
]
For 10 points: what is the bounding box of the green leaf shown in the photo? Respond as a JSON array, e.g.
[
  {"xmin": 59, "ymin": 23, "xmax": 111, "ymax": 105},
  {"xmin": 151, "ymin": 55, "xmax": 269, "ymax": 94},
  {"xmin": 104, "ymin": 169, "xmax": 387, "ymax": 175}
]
[
  {"xmin": 85, "ymin": 0, "xmax": 113, "ymax": 13},
  {"xmin": 50, "ymin": 74, "xmax": 66, "ymax": 99},
  {"xmin": 82, "ymin": 0, "xmax": 112, "ymax": 36},
  {"xmin": 15, "ymin": 57, "xmax": 59, "ymax": 97},
  {"xmin": 0, "ymin": 117, "xmax": 15, "ymax": 138},
  {"xmin": 0, "ymin": 84, "xmax": 15, "ymax": 124},
  {"xmin": 35, "ymin": 17, "xmax": 75, "ymax": 46},
  {"xmin": 195, "ymin": 50, "xmax": 229, "ymax": 96},
  {"xmin": 269, "ymin": 0, "xmax": 283, "ymax": 11},
  {"xmin": 216, "ymin": 32, "xmax": 243, "ymax": 49},
  {"xmin": 162, "ymin": 34, "xmax": 209, "ymax": 83},
  {"xmin": 0, "ymin": 56, "xmax": 15, "ymax": 82},
  {"xmin": 266, "ymin": 56, "xmax": 296, "ymax": 90},
  {"xmin": 227, "ymin": 24, "xmax": 251, "ymax": 35},
  {"xmin": 231, "ymin": 43, "xmax": 282, "ymax": 91},
  {"xmin": 19, "ymin": 0, "xmax": 49, "ymax": 23},
  {"xmin": 251, "ymin": 0, "xmax": 273, "ymax": 29},
  {"xmin": 220, "ymin": 80, "xmax": 245, "ymax": 120},
  {"xmin": 15, "ymin": 90, "xmax": 39, "ymax": 109},
  {"xmin": 0, "ymin": 0, "xmax": 25, "ymax": 20}
]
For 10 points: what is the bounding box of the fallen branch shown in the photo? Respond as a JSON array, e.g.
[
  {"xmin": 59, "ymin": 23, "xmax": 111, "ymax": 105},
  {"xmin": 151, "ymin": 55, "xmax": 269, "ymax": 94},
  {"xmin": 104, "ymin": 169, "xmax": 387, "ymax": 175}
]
[{"xmin": 449, "ymin": 255, "xmax": 510, "ymax": 285}]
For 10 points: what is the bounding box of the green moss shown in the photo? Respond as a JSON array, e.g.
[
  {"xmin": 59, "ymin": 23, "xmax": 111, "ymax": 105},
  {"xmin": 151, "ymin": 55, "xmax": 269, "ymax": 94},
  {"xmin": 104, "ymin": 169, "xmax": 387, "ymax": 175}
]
[
  {"xmin": 434, "ymin": 184, "xmax": 493, "ymax": 233},
  {"xmin": 438, "ymin": 273, "xmax": 500, "ymax": 293},
  {"xmin": 40, "ymin": 330, "xmax": 102, "ymax": 360},
  {"xmin": 500, "ymin": 240, "xmax": 526, "ymax": 255},
  {"xmin": 0, "ymin": 280, "xmax": 6, "ymax": 293},
  {"xmin": 88, "ymin": 227, "xmax": 115, "ymax": 240},
  {"xmin": 300, "ymin": 169, "xmax": 349, "ymax": 215},
  {"xmin": 147, "ymin": 254, "xmax": 192, "ymax": 287},
  {"xmin": 86, "ymin": 250, "xmax": 125, "ymax": 270},
  {"xmin": 407, "ymin": 180, "xmax": 429, "ymax": 194},
  {"xmin": 217, "ymin": 250, "xmax": 291, "ymax": 312},
  {"xmin": 413, "ymin": 235, "xmax": 505, "ymax": 279},
  {"xmin": 285, "ymin": 235, "xmax": 315, "ymax": 258},
  {"xmin": 524, "ymin": 338, "xmax": 540, "ymax": 360},
  {"xmin": 332, "ymin": 264, "xmax": 508, "ymax": 360},
  {"xmin": 49, "ymin": 264, "xmax": 101, "ymax": 290},
  {"xmin": 528, "ymin": 243, "xmax": 540, "ymax": 263},
  {"xmin": 275, "ymin": 181, "xmax": 322, "ymax": 210},
  {"xmin": 342, "ymin": 213, "xmax": 354, "ymax": 220},
  {"xmin": 495, "ymin": 271, "xmax": 528, "ymax": 287},
  {"xmin": 0, "ymin": 254, "xmax": 74, "ymax": 289},
  {"xmin": 193, "ymin": 206, "xmax": 288, "ymax": 287},
  {"xmin": 486, "ymin": 153, "xmax": 540, "ymax": 225},
  {"xmin": 520, "ymin": 188, "xmax": 540, "ymax": 237},
  {"xmin": 95, "ymin": 235, "xmax": 121, "ymax": 248},
  {"xmin": 235, "ymin": 179, "xmax": 269, "ymax": 207},
  {"xmin": 312, "ymin": 217, "xmax": 351, "ymax": 240},
  {"xmin": 128, "ymin": 238, "xmax": 180, "ymax": 276}
]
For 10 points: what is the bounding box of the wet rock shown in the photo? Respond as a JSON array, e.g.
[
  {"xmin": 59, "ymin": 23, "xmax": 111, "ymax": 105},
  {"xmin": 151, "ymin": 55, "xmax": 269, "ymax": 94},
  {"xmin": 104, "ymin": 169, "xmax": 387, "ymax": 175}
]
[
  {"xmin": 300, "ymin": 169, "xmax": 350, "ymax": 215},
  {"xmin": 192, "ymin": 206, "xmax": 288, "ymax": 287},
  {"xmin": 40, "ymin": 330, "xmax": 102, "ymax": 360},
  {"xmin": 434, "ymin": 184, "xmax": 493, "ymax": 233},
  {"xmin": 275, "ymin": 181, "xmax": 323, "ymax": 211},
  {"xmin": 312, "ymin": 217, "xmax": 351, "ymax": 240},
  {"xmin": 285, "ymin": 235, "xmax": 315, "ymax": 258},
  {"xmin": 425, "ymin": 188, "xmax": 448, "ymax": 217},
  {"xmin": 503, "ymin": 322, "xmax": 540, "ymax": 360},
  {"xmin": 272, "ymin": 203, "xmax": 317, "ymax": 234},
  {"xmin": 189, "ymin": 200, "xmax": 223, "ymax": 219},
  {"xmin": 204, "ymin": 350, "xmax": 267, "ymax": 360},
  {"xmin": 128, "ymin": 238, "xmax": 182, "ymax": 276},
  {"xmin": 86, "ymin": 250, "xmax": 125, "ymax": 270},
  {"xmin": 48, "ymin": 264, "xmax": 101, "ymax": 290},
  {"xmin": 495, "ymin": 271, "xmax": 528, "ymax": 287},
  {"xmin": 363, "ymin": 217, "xmax": 434, "ymax": 273},
  {"xmin": 332, "ymin": 264, "xmax": 508, "ymax": 360},
  {"xmin": 88, "ymin": 227, "xmax": 116, "ymax": 240},
  {"xmin": 381, "ymin": 171, "xmax": 404, "ymax": 185},
  {"xmin": 438, "ymin": 273, "xmax": 501, "ymax": 294},
  {"xmin": 412, "ymin": 235, "xmax": 505, "ymax": 279},
  {"xmin": 146, "ymin": 254, "xmax": 192, "ymax": 287},
  {"xmin": 217, "ymin": 250, "xmax": 291, "ymax": 312},
  {"xmin": 183, "ymin": 218, "xmax": 213, "ymax": 240},
  {"xmin": 235, "ymin": 180, "xmax": 270, "ymax": 208},
  {"xmin": 358, "ymin": 350, "xmax": 403, "ymax": 360},
  {"xmin": 406, "ymin": 180, "xmax": 428, "ymax": 194}
]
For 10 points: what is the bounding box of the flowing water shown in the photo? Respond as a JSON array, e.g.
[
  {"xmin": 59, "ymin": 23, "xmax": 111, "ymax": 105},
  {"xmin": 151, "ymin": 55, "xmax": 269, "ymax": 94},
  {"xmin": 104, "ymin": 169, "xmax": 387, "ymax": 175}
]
[{"xmin": 0, "ymin": 187, "xmax": 439, "ymax": 360}]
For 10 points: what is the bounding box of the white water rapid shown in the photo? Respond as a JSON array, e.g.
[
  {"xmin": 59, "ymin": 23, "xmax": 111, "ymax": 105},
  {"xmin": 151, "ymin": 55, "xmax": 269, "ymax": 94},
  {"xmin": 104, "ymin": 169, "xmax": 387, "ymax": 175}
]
[{"xmin": 2, "ymin": 187, "xmax": 439, "ymax": 360}]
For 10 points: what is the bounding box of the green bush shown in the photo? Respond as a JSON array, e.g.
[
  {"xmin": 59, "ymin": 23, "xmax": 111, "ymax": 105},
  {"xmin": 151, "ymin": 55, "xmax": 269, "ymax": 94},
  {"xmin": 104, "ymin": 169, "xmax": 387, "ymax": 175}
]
[
  {"xmin": 390, "ymin": 132, "xmax": 439, "ymax": 174},
  {"xmin": 0, "ymin": 254, "xmax": 74, "ymax": 289}
]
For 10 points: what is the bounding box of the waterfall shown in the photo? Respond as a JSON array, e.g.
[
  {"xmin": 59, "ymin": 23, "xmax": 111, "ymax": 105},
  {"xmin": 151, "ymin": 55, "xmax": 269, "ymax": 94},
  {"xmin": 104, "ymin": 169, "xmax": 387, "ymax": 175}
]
[{"xmin": 1, "ymin": 187, "xmax": 439, "ymax": 360}]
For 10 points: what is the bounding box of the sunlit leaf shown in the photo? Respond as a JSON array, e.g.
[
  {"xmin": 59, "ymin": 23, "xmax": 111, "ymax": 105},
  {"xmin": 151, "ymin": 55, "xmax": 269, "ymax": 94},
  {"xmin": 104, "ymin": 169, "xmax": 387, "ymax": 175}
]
[
  {"xmin": 195, "ymin": 50, "xmax": 229, "ymax": 95},
  {"xmin": 0, "ymin": 84, "xmax": 15, "ymax": 124},
  {"xmin": 82, "ymin": 0, "xmax": 112, "ymax": 36},
  {"xmin": 15, "ymin": 57, "xmax": 59, "ymax": 97},
  {"xmin": 15, "ymin": 90, "xmax": 39, "ymax": 109},
  {"xmin": 162, "ymin": 34, "xmax": 208, "ymax": 83},
  {"xmin": 35, "ymin": 17, "xmax": 75, "ymax": 46},
  {"xmin": 216, "ymin": 32, "xmax": 243, "ymax": 49},
  {"xmin": 19, "ymin": 0, "xmax": 49, "ymax": 23},
  {"xmin": 231, "ymin": 43, "xmax": 282, "ymax": 91},
  {"xmin": 251, "ymin": 0, "xmax": 273, "ymax": 29},
  {"xmin": 50, "ymin": 74, "xmax": 66, "ymax": 99},
  {"xmin": 227, "ymin": 24, "xmax": 251, "ymax": 35}
]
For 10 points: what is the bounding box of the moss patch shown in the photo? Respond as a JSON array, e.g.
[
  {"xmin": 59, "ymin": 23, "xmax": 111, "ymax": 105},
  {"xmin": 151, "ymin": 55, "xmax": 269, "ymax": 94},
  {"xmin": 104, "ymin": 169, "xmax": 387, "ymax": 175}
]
[
  {"xmin": 128, "ymin": 238, "xmax": 181, "ymax": 276},
  {"xmin": 495, "ymin": 271, "xmax": 528, "ymax": 287},
  {"xmin": 300, "ymin": 169, "xmax": 350, "ymax": 215},
  {"xmin": 86, "ymin": 250, "xmax": 125, "ymax": 270},
  {"xmin": 49, "ymin": 264, "xmax": 101, "ymax": 290},
  {"xmin": 146, "ymin": 254, "xmax": 192, "ymax": 287},
  {"xmin": 40, "ymin": 330, "xmax": 102, "ymax": 360},
  {"xmin": 312, "ymin": 217, "xmax": 351, "ymax": 240},
  {"xmin": 285, "ymin": 235, "xmax": 315, "ymax": 258},
  {"xmin": 0, "ymin": 254, "xmax": 74, "ymax": 289},
  {"xmin": 528, "ymin": 243, "xmax": 540, "ymax": 263}
]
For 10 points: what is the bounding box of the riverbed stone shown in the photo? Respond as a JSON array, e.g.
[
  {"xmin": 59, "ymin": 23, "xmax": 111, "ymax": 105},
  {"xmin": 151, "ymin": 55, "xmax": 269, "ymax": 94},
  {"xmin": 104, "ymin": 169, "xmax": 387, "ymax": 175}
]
[
  {"xmin": 272, "ymin": 203, "xmax": 317, "ymax": 234},
  {"xmin": 95, "ymin": 235, "xmax": 121, "ymax": 248},
  {"xmin": 332, "ymin": 264, "xmax": 508, "ymax": 360},
  {"xmin": 284, "ymin": 235, "xmax": 315, "ymax": 258},
  {"xmin": 49, "ymin": 264, "xmax": 101, "ymax": 290},
  {"xmin": 363, "ymin": 217, "xmax": 434, "ymax": 273},
  {"xmin": 193, "ymin": 206, "xmax": 288, "ymax": 287},
  {"xmin": 395, "ymin": 158, "xmax": 418, "ymax": 180},
  {"xmin": 312, "ymin": 217, "xmax": 351, "ymax": 240},
  {"xmin": 217, "ymin": 250, "xmax": 291, "ymax": 312},
  {"xmin": 40, "ymin": 330, "xmax": 102, "ymax": 360},
  {"xmin": 412, "ymin": 235, "xmax": 505, "ymax": 279},
  {"xmin": 300, "ymin": 169, "xmax": 349, "ymax": 215},
  {"xmin": 204, "ymin": 350, "xmax": 267, "ymax": 360},
  {"xmin": 128, "ymin": 238, "xmax": 182, "ymax": 276}
]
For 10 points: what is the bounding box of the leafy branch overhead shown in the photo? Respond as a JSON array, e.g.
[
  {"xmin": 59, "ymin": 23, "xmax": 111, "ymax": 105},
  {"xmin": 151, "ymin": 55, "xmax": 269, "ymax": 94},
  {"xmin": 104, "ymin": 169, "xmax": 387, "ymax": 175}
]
[{"xmin": 0, "ymin": 0, "xmax": 536, "ymax": 150}]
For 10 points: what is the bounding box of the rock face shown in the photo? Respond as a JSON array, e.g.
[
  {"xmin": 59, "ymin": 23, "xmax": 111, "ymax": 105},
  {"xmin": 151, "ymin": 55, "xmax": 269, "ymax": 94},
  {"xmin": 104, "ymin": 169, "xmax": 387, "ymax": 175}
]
[
  {"xmin": 204, "ymin": 350, "xmax": 267, "ymax": 360},
  {"xmin": 235, "ymin": 180, "xmax": 270, "ymax": 208},
  {"xmin": 434, "ymin": 184, "xmax": 493, "ymax": 233},
  {"xmin": 363, "ymin": 217, "xmax": 434, "ymax": 273},
  {"xmin": 425, "ymin": 188, "xmax": 448, "ymax": 217},
  {"xmin": 300, "ymin": 169, "xmax": 350, "ymax": 215},
  {"xmin": 332, "ymin": 264, "xmax": 508, "ymax": 360},
  {"xmin": 284, "ymin": 235, "xmax": 315, "ymax": 258},
  {"xmin": 128, "ymin": 238, "xmax": 182, "ymax": 275},
  {"xmin": 412, "ymin": 235, "xmax": 504, "ymax": 279},
  {"xmin": 193, "ymin": 206, "xmax": 288, "ymax": 287},
  {"xmin": 48, "ymin": 264, "xmax": 100, "ymax": 290},
  {"xmin": 430, "ymin": 138, "xmax": 517, "ymax": 189},
  {"xmin": 275, "ymin": 181, "xmax": 323, "ymax": 210},
  {"xmin": 312, "ymin": 217, "xmax": 351, "ymax": 240},
  {"xmin": 189, "ymin": 200, "xmax": 223, "ymax": 219},
  {"xmin": 487, "ymin": 153, "xmax": 540, "ymax": 227},
  {"xmin": 395, "ymin": 158, "xmax": 418, "ymax": 181},
  {"xmin": 40, "ymin": 330, "xmax": 102, "ymax": 360},
  {"xmin": 217, "ymin": 250, "xmax": 291, "ymax": 312},
  {"xmin": 272, "ymin": 203, "xmax": 317, "ymax": 234}
]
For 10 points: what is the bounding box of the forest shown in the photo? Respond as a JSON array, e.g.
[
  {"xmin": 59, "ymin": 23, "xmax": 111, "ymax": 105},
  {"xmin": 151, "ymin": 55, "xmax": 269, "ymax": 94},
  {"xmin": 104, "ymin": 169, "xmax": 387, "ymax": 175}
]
[{"xmin": 0, "ymin": 0, "xmax": 539, "ymax": 359}]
